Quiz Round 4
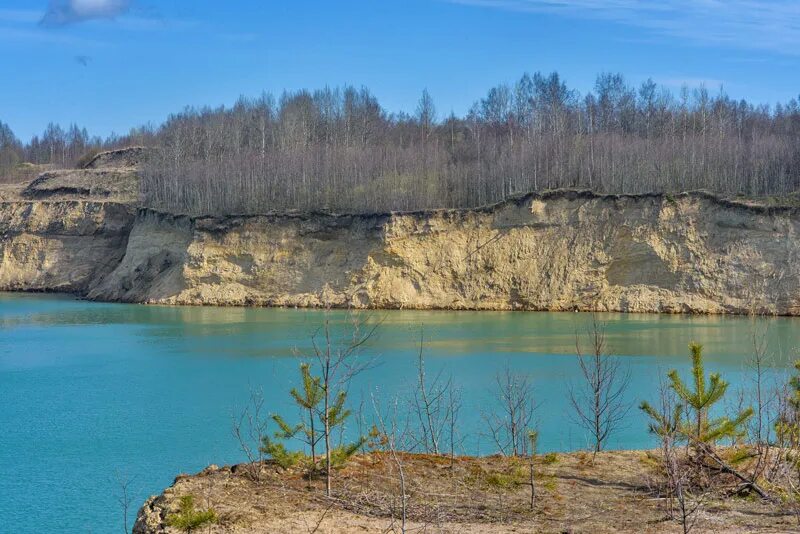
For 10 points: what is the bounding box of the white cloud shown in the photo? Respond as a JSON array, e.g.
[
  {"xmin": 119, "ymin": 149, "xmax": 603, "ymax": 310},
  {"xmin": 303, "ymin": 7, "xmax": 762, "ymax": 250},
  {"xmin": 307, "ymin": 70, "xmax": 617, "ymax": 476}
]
[
  {"xmin": 448, "ymin": 0, "xmax": 800, "ymax": 54},
  {"xmin": 40, "ymin": 0, "xmax": 131, "ymax": 27}
]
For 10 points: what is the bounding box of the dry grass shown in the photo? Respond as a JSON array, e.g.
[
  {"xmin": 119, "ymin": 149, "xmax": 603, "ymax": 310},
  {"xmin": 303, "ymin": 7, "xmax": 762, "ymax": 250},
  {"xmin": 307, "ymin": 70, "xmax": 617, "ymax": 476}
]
[
  {"xmin": 135, "ymin": 450, "xmax": 798, "ymax": 533},
  {"xmin": 0, "ymin": 163, "xmax": 51, "ymax": 186}
]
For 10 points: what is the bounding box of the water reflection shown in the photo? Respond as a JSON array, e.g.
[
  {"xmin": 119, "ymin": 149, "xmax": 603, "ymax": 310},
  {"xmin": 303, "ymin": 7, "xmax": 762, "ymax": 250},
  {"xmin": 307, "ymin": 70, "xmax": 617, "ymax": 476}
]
[{"xmin": 2, "ymin": 293, "xmax": 798, "ymax": 363}]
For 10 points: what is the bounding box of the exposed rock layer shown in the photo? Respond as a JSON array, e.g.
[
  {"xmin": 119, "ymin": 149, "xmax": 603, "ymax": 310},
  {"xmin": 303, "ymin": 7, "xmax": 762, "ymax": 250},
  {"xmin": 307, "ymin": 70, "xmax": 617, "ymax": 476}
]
[
  {"xmin": 19, "ymin": 147, "xmax": 146, "ymax": 204},
  {"xmin": 1, "ymin": 190, "xmax": 798, "ymax": 314},
  {"xmin": 0, "ymin": 201, "xmax": 135, "ymax": 293}
]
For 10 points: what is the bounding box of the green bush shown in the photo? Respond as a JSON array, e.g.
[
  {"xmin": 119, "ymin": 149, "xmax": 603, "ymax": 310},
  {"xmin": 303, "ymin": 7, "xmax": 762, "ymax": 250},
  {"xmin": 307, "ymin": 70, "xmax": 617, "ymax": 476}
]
[
  {"xmin": 165, "ymin": 495, "xmax": 217, "ymax": 533},
  {"xmin": 260, "ymin": 437, "xmax": 307, "ymax": 469},
  {"xmin": 484, "ymin": 467, "xmax": 527, "ymax": 490},
  {"xmin": 542, "ymin": 452, "xmax": 559, "ymax": 465}
]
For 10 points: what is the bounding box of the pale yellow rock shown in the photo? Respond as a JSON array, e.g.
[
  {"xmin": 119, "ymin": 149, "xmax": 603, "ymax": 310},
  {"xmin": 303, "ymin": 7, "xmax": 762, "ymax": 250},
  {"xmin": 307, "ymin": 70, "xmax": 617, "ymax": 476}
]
[
  {"xmin": 2, "ymin": 191, "xmax": 799, "ymax": 314},
  {"xmin": 0, "ymin": 201, "xmax": 134, "ymax": 292},
  {"xmin": 90, "ymin": 192, "xmax": 800, "ymax": 314}
]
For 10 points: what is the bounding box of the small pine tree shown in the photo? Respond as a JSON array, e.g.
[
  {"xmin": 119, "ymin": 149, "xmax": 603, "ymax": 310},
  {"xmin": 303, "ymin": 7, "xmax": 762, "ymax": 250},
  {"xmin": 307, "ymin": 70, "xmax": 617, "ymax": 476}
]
[
  {"xmin": 776, "ymin": 361, "xmax": 800, "ymax": 483},
  {"xmin": 641, "ymin": 344, "xmax": 773, "ymax": 503},
  {"xmin": 165, "ymin": 495, "xmax": 217, "ymax": 533},
  {"xmin": 271, "ymin": 363, "xmax": 324, "ymax": 465},
  {"xmin": 776, "ymin": 361, "xmax": 800, "ymax": 447},
  {"xmin": 668, "ymin": 342, "xmax": 752, "ymax": 447},
  {"xmin": 262, "ymin": 362, "xmax": 363, "ymax": 475}
]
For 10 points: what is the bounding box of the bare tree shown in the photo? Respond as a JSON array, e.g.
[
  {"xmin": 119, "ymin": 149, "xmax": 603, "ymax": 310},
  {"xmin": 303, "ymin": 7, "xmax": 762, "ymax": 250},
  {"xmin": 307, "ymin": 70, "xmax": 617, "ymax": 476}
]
[
  {"xmin": 743, "ymin": 319, "xmax": 782, "ymax": 484},
  {"xmin": 482, "ymin": 364, "xmax": 537, "ymax": 456},
  {"xmin": 114, "ymin": 471, "xmax": 134, "ymax": 534},
  {"xmin": 447, "ymin": 380, "xmax": 463, "ymax": 466},
  {"xmin": 748, "ymin": 320, "xmax": 771, "ymax": 443},
  {"xmin": 409, "ymin": 327, "xmax": 453, "ymax": 455},
  {"xmin": 670, "ymin": 443, "xmax": 706, "ymax": 534},
  {"xmin": 568, "ymin": 315, "xmax": 631, "ymax": 457},
  {"xmin": 528, "ymin": 430, "xmax": 538, "ymax": 511},
  {"xmin": 231, "ymin": 387, "xmax": 270, "ymax": 482},
  {"xmin": 371, "ymin": 391, "xmax": 409, "ymax": 534}
]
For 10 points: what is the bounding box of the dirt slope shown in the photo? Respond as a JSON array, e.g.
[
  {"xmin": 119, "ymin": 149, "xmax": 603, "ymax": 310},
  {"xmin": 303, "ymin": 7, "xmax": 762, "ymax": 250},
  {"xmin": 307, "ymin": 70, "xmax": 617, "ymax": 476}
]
[{"xmin": 133, "ymin": 451, "xmax": 796, "ymax": 534}]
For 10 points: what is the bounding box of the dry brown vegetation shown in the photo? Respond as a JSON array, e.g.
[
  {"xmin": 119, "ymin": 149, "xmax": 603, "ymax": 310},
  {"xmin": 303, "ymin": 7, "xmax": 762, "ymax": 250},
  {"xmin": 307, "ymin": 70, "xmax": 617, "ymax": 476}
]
[
  {"xmin": 5, "ymin": 71, "xmax": 800, "ymax": 215},
  {"xmin": 134, "ymin": 450, "xmax": 796, "ymax": 534},
  {"xmin": 0, "ymin": 162, "xmax": 52, "ymax": 185},
  {"xmin": 139, "ymin": 73, "xmax": 800, "ymax": 215}
]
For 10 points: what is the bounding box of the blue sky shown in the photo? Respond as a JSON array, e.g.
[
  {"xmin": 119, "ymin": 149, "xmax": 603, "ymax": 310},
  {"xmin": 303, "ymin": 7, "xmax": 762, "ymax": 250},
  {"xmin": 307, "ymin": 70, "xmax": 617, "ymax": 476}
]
[{"xmin": 1, "ymin": 0, "xmax": 799, "ymax": 141}]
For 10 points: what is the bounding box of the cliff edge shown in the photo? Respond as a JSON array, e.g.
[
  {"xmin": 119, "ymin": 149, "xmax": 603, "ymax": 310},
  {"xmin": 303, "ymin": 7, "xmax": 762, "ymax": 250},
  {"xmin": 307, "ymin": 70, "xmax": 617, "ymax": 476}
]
[
  {"xmin": 91, "ymin": 191, "xmax": 800, "ymax": 314},
  {"xmin": 1, "ymin": 154, "xmax": 799, "ymax": 314}
]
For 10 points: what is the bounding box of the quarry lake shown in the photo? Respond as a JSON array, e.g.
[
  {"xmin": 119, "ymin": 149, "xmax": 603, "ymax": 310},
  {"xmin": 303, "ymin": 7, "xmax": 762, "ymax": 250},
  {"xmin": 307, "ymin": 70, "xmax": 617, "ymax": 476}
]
[{"xmin": 1, "ymin": 293, "xmax": 799, "ymax": 533}]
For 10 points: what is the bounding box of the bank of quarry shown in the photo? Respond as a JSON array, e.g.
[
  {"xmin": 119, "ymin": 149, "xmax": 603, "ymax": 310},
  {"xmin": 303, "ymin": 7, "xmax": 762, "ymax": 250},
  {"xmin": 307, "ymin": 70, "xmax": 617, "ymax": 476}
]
[
  {"xmin": 133, "ymin": 450, "xmax": 796, "ymax": 534},
  {"xmin": 1, "ymin": 148, "xmax": 799, "ymax": 314}
]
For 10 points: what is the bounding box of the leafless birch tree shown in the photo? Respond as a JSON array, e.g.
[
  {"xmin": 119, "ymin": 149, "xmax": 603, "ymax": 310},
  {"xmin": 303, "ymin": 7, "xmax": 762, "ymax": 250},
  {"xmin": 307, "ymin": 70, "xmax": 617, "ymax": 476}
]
[
  {"xmin": 482, "ymin": 364, "xmax": 537, "ymax": 456},
  {"xmin": 408, "ymin": 327, "xmax": 454, "ymax": 455},
  {"xmin": 568, "ymin": 315, "xmax": 631, "ymax": 457},
  {"xmin": 371, "ymin": 391, "xmax": 409, "ymax": 534},
  {"xmin": 114, "ymin": 471, "xmax": 135, "ymax": 534},
  {"xmin": 231, "ymin": 387, "xmax": 270, "ymax": 482}
]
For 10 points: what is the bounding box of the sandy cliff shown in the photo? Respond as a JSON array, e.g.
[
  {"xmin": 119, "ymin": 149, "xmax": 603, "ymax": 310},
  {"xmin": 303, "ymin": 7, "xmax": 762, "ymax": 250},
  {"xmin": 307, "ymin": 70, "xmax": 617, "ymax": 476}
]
[
  {"xmin": 6, "ymin": 191, "xmax": 794, "ymax": 314},
  {"xmin": 1, "ymin": 154, "xmax": 798, "ymax": 315},
  {"xmin": 88, "ymin": 191, "xmax": 798, "ymax": 314},
  {"xmin": 0, "ymin": 200, "xmax": 134, "ymax": 293}
]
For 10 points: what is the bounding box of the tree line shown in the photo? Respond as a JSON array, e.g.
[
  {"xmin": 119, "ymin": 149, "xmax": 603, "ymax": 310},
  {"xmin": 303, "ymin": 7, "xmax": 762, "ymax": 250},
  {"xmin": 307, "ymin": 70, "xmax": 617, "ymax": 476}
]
[
  {"xmin": 141, "ymin": 72, "xmax": 800, "ymax": 214},
  {"xmin": 0, "ymin": 120, "xmax": 148, "ymax": 183},
  {"xmin": 4, "ymin": 71, "xmax": 800, "ymax": 213}
]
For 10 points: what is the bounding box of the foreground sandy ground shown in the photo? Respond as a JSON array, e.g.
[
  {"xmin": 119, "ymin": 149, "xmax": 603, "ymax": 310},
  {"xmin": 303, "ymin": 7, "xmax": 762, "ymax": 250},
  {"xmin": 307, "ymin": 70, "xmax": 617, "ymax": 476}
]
[{"xmin": 134, "ymin": 450, "xmax": 798, "ymax": 533}]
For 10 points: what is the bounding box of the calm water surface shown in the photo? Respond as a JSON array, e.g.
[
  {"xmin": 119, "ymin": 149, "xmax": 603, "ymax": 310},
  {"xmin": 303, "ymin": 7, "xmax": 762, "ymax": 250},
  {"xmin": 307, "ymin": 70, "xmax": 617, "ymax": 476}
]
[{"xmin": 1, "ymin": 293, "xmax": 798, "ymax": 533}]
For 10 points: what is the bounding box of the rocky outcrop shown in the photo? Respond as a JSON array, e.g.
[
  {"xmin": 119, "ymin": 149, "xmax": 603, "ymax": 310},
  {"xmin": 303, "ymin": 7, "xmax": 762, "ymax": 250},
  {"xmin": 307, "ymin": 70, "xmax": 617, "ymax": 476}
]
[
  {"xmin": 88, "ymin": 210, "xmax": 193, "ymax": 302},
  {"xmin": 0, "ymin": 148, "xmax": 143, "ymax": 293},
  {"xmin": 82, "ymin": 146, "xmax": 151, "ymax": 170},
  {"xmin": 20, "ymin": 147, "xmax": 144, "ymax": 203},
  {"xmin": 95, "ymin": 191, "xmax": 800, "ymax": 314},
  {"xmin": 134, "ymin": 494, "xmax": 170, "ymax": 534},
  {"xmin": 2, "ymin": 191, "xmax": 799, "ymax": 314},
  {"xmin": 0, "ymin": 201, "xmax": 135, "ymax": 293}
]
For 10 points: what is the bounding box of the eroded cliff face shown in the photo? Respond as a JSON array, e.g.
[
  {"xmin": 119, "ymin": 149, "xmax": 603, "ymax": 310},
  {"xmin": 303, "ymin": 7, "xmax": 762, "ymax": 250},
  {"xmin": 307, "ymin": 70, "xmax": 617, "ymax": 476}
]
[
  {"xmin": 1, "ymin": 189, "xmax": 798, "ymax": 314},
  {"xmin": 0, "ymin": 201, "xmax": 135, "ymax": 293},
  {"xmin": 52, "ymin": 191, "xmax": 800, "ymax": 315}
]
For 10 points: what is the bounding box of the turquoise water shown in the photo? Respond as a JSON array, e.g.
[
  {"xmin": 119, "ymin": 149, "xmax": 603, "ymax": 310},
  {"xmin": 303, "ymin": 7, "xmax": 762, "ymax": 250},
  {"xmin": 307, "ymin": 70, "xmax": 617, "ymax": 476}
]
[{"xmin": 1, "ymin": 293, "xmax": 798, "ymax": 533}]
